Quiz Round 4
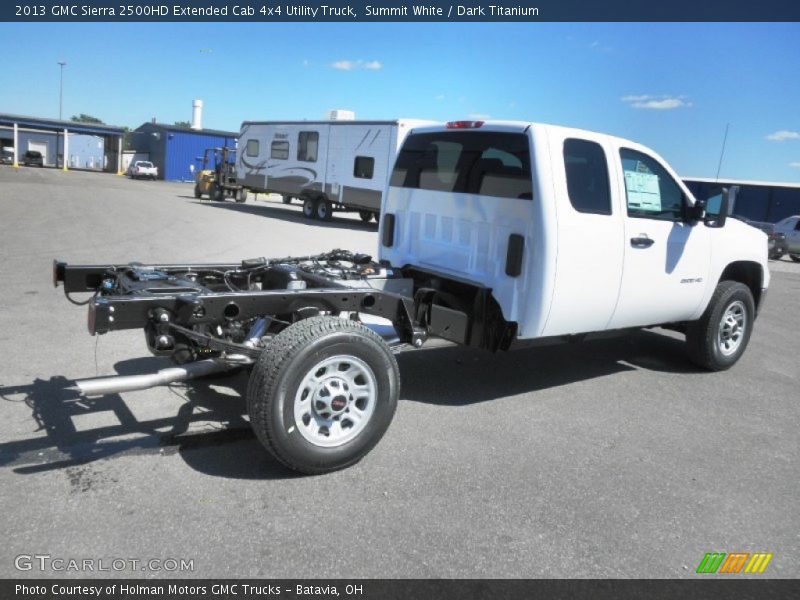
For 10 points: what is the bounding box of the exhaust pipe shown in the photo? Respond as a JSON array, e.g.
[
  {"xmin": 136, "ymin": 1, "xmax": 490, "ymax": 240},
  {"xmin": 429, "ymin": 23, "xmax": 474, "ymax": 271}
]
[{"xmin": 70, "ymin": 358, "xmax": 244, "ymax": 397}]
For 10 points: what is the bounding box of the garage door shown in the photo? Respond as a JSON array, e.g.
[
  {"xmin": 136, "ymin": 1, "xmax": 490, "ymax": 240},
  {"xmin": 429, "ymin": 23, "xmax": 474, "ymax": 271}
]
[{"xmin": 28, "ymin": 141, "xmax": 48, "ymax": 165}]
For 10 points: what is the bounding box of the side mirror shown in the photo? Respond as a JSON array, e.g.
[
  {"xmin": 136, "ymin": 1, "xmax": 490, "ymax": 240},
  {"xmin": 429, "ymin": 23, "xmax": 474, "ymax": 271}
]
[{"xmin": 704, "ymin": 186, "xmax": 738, "ymax": 228}]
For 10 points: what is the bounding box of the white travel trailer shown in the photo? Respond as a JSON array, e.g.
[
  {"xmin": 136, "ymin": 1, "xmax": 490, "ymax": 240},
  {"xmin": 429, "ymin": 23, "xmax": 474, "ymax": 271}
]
[{"xmin": 236, "ymin": 119, "xmax": 434, "ymax": 222}]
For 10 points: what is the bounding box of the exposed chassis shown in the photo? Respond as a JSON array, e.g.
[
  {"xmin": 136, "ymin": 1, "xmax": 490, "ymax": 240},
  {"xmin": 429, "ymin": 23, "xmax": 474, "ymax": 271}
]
[
  {"xmin": 49, "ymin": 250, "xmax": 511, "ymax": 473},
  {"xmin": 52, "ymin": 250, "xmax": 512, "ymax": 363}
]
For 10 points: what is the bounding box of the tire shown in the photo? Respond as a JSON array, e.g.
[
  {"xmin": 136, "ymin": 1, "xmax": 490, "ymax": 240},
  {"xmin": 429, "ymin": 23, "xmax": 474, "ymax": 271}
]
[
  {"xmin": 302, "ymin": 197, "xmax": 318, "ymax": 219},
  {"xmin": 359, "ymin": 210, "xmax": 372, "ymax": 223},
  {"xmin": 316, "ymin": 198, "xmax": 333, "ymax": 221},
  {"xmin": 790, "ymin": 254, "xmax": 800, "ymax": 263},
  {"xmin": 247, "ymin": 317, "xmax": 400, "ymax": 475},
  {"xmin": 211, "ymin": 183, "xmax": 224, "ymax": 202},
  {"xmin": 685, "ymin": 281, "xmax": 755, "ymax": 371},
  {"xmin": 282, "ymin": 195, "xmax": 292, "ymax": 205},
  {"xmin": 235, "ymin": 188, "xmax": 248, "ymax": 203},
  {"xmin": 194, "ymin": 184, "xmax": 202, "ymax": 199}
]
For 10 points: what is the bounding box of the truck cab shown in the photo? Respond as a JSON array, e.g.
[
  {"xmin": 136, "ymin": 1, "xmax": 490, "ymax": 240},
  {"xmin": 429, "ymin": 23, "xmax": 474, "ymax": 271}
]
[{"xmin": 380, "ymin": 120, "xmax": 768, "ymax": 363}]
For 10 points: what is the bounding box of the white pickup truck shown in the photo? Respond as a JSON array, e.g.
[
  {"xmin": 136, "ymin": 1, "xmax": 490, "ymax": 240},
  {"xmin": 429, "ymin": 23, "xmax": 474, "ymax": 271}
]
[
  {"xmin": 127, "ymin": 160, "xmax": 158, "ymax": 180},
  {"xmin": 54, "ymin": 120, "xmax": 768, "ymax": 474}
]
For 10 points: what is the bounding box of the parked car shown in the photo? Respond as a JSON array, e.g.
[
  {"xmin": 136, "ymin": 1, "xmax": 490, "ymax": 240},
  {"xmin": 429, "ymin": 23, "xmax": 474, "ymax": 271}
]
[
  {"xmin": 774, "ymin": 216, "xmax": 800, "ymax": 262},
  {"xmin": 22, "ymin": 150, "xmax": 44, "ymax": 167},
  {"xmin": 742, "ymin": 219, "xmax": 788, "ymax": 260},
  {"xmin": 127, "ymin": 160, "xmax": 158, "ymax": 180},
  {"xmin": 0, "ymin": 147, "xmax": 13, "ymax": 165}
]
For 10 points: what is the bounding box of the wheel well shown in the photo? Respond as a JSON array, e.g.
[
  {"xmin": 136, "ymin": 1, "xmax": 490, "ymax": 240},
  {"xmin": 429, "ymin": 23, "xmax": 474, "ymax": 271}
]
[{"xmin": 719, "ymin": 261, "xmax": 763, "ymax": 306}]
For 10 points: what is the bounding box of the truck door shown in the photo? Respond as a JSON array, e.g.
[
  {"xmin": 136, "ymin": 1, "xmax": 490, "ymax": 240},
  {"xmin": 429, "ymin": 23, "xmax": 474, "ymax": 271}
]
[
  {"xmin": 540, "ymin": 136, "xmax": 624, "ymax": 336},
  {"xmin": 607, "ymin": 147, "xmax": 711, "ymax": 329}
]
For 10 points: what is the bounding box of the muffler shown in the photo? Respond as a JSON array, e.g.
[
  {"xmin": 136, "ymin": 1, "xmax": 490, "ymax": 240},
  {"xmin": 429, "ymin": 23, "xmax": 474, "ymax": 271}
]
[{"xmin": 69, "ymin": 358, "xmax": 246, "ymax": 397}]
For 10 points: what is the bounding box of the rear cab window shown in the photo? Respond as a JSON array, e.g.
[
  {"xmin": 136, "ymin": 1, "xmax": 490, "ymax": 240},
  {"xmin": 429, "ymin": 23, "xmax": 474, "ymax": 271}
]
[{"xmin": 390, "ymin": 131, "xmax": 533, "ymax": 200}]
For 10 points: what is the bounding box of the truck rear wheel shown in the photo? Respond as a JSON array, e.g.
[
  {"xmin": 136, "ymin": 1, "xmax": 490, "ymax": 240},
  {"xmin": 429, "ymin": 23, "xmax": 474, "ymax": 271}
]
[
  {"xmin": 685, "ymin": 281, "xmax": 755, "ymax": 371},
  {"xmin": 316, "ymin": 199, "xmax": 333, "ymax": 221},
  {"xmin": 247, "ymin": 317, "xmax": 400, "ymax": 474},
  {"xmin": 235, "ymin": 188, "xmax": 247, "ymax": 203},
  {"xmin": 302, "ymin": 197, "xmax": 317, "ymax": 219}
]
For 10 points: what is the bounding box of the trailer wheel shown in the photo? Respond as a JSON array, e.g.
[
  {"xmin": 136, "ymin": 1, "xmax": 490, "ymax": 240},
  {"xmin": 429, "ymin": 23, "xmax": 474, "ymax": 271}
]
[
  {"xmin": 247, "ymin": 316, "xmax": 400, "ymax": 475},
  {"xmin": 316, "ymin": 199, "xmax": 333, "ymax": 221},
  {"xmin": 359, "ymin": 210, "xmax": 372, "ymax": 223},
  {"xmin": 302, "ymin": 197, "xmax": 318, "ymax": 219},
  {"xmin": 685, "ymin": 281, "xmax": 754, "ymax": 371},
  {"xmin": 235, "ymin": 188, "xmax": 248, "ymax": 203}
]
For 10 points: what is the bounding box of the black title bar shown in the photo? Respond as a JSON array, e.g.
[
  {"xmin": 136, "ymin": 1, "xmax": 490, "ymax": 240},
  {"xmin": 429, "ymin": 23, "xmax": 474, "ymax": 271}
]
[{"xmin": 4, "ymin": 1, "xmax": 800, "ymax": 22}]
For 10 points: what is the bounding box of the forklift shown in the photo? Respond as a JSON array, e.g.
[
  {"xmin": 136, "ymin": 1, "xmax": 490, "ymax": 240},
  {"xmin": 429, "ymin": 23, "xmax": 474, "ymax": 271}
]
[{"xmin": 194, "ymin": 147, "xmax": 247, "ymax": 203}]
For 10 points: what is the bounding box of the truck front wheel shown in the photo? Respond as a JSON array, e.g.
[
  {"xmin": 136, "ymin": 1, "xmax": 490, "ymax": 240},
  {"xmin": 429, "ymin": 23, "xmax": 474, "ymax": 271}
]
[
  {"xmin": 685, "ymin": 281, "xmax": 755, "ymax": 371},
  {"xmin": 247, "ymin": 317, "xmax": 400, "ymax": 474}
]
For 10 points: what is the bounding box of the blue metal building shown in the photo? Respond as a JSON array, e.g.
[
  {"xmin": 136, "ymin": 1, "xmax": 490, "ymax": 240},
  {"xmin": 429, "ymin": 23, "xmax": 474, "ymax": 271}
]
[
  {"xmin": 131, "ymin": 122, "xmax": 237, "ymax": 181},
  {"xmin": 684, "ymin": 177, "xmax": 800, "ymax": 223}
]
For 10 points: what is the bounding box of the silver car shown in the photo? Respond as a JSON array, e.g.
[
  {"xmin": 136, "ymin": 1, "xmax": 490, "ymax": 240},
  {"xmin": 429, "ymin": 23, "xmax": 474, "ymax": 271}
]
[{"xmin": 775, "ymin": 216, "xmax": 800, "ymax": 262}]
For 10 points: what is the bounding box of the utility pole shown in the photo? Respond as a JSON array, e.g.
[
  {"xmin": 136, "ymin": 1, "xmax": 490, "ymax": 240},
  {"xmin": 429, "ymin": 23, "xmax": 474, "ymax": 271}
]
[
  {"xmin": 57, "ymin": 61, "xmax": 66, "ymax": 120},
  {"xmin": 57, "ymin": 61, "xmax": 66, "ymax": 169}
]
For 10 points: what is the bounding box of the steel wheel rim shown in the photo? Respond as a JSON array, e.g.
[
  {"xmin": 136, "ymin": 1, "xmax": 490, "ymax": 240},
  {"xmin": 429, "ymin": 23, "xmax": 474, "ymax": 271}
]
[
  {"xmin": 293, "ymin": 355, "xmax": 377, "ymax": 448},
  {"xmin": 718, "ymin": 300, "xmax": 746, "ymax": 356},
  {"xmin": 303, "ymin": 200, "xmax": 314, "ymax": 216}
]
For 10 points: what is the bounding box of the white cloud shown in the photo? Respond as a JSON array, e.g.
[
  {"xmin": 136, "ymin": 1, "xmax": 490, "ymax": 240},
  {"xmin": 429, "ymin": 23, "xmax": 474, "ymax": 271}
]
[
  {"xmin": 331, "ymin": 59, "xmax": 382, "ymax": 71},
  {"xmin": 767, "ymin": 130, "xmax": 800, "ymax": 142},
  {"xmin": 621, "ymin": 94, "xmax": 691, "ymax": 110},
  {"xmin": 467, "ymin": 113, "xmax": 491, "ymax": 120},
  {"xmin": 790, "ymin": 162, "xmax": 800, "ymax": 169}
]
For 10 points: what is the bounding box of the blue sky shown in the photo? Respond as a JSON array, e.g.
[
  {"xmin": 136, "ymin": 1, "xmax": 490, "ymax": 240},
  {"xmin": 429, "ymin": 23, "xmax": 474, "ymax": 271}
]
[{"xmin": 1, "ymin": 22, "xmax": 799, "ymax": 181}]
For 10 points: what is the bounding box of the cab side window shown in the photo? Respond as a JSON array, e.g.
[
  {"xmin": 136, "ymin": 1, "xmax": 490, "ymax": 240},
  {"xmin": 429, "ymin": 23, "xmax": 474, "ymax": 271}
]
[
  {"xmin": 564, "ymin": 139, "xmax": 611, "ymax": 215},
  {"xmin": 620, "ymin": 148, "xmax": 684, "ymax": 221}
]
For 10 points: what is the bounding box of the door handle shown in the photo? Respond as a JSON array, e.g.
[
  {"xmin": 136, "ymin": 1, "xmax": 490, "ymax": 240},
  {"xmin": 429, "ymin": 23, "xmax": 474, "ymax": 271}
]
[{"xmin": 630, "ymin": 235, "xmax": 654, "ymax": 248}]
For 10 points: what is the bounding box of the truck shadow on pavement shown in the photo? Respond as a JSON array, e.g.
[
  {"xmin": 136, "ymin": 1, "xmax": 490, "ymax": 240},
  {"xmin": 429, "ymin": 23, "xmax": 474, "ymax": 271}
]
[
  {"xmin": 0, "ymin": 329, "xmax": 697, "ymax": 480},
  {"xmin": 182, "ymin": 197, "xmax": 378, "ymax": 232}
]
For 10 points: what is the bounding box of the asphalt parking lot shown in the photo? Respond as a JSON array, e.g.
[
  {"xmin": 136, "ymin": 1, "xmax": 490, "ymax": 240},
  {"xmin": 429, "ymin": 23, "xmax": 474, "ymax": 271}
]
[{"xmin": 0, "ymin": 166, "xmax": 797, "ymax": 579}]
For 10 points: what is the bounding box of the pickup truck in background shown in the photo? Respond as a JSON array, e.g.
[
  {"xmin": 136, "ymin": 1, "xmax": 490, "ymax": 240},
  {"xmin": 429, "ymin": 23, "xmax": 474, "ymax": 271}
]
[
  {"xmin": 53, "ymin": 120, "xmax": 769, "ymax": 474},
  {"xmin": 127, "ymin": 160, "xmax": 158, "ymax": 180}
]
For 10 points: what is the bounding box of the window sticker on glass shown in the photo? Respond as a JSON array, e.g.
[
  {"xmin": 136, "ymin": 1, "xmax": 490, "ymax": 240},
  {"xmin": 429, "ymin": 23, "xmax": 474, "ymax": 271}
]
[{"xmin": 624, "ymin": 170, "xmax": 661, "ymax": 212}]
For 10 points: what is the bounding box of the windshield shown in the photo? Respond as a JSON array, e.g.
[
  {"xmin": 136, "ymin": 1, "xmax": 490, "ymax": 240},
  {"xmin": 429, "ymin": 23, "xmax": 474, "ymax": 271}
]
[{"xmin": 137, "ymin": 162, "xmax": 153, "ymax": 168}]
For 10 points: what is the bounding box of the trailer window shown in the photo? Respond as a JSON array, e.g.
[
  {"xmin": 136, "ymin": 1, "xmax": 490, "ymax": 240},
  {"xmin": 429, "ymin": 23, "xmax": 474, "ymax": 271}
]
[
  {"xmin": 563, "ymin": 139, "xmax": 611, "ymax": 215},
  {"xmin": 390, "ymin": 131, "xmax": 532, "ymax": 200},
  {"xmin": 246, "ymin": 139, "xmax": 259, "ymax": 157},
  {"xmin": 620, "ymin": 148, "xmax": 684, "ymax": 220},
  {"xmin": 353, "ymin": 156, "xmax": 375, "ymax": 179},
  {"xmin": 297, "ymin": 132, "xmax": 319, "ymax": 162},
  {"xmin": 271, "ymin": 141, "xmax": 289, "ymax": 160}
]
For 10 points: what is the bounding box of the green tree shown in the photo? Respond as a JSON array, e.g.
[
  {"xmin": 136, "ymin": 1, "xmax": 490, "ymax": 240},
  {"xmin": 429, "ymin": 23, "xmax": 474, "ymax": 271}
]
[
  {"xmin": 71, "ymin": 113, "xmax": 104, "ymax": 124},
  {"xmin": 174, "ymin": 120, "xmax": 191, "ymax": 128}
]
